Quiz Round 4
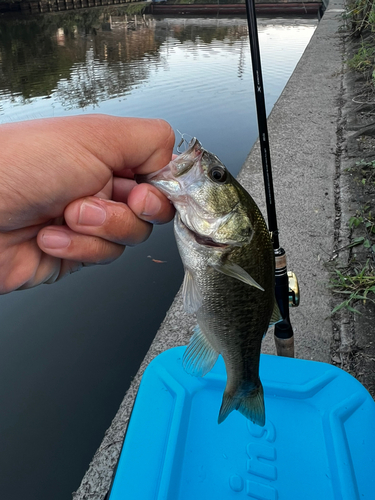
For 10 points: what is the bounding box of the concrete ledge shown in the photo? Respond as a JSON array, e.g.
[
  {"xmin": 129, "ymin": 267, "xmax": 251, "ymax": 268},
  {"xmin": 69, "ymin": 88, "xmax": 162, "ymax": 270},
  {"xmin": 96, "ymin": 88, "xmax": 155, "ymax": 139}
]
[
  {"xmin": 148, "ymin": 3, "xmax": 322, "ymax": 15},
  {"xmin": 73, "ymin": 1, "xmax": 345, "ymax": 497}
]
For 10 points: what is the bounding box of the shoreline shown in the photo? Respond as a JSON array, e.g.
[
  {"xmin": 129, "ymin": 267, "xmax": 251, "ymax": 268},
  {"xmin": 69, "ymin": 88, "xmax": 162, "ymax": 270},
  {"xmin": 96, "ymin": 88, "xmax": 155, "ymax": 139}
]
[{"xmin": 0, "ymin": 0, "xmax": 322, "ymax": 15}]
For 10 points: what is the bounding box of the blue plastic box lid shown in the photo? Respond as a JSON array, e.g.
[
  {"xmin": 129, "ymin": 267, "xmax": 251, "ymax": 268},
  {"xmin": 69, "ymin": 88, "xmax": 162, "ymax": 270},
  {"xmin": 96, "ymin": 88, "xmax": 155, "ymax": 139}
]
[{"xmin": 109, "ymin": 347, "xmax": 375, "ymax": 499}]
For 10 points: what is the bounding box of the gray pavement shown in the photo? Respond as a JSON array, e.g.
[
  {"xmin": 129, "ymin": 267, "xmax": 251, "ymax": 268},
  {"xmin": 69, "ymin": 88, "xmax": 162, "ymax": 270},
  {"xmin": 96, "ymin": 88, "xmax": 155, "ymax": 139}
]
[{"xmin": 73, "ymin": 1, "xmax": 346, "ymax": 497}]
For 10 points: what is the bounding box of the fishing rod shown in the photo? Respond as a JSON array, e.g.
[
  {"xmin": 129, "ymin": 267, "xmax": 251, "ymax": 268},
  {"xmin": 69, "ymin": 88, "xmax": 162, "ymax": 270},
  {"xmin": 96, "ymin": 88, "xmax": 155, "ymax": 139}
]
[{"xmin": 244, "ymin": 0, "xmax": 299, "ymax": 357}]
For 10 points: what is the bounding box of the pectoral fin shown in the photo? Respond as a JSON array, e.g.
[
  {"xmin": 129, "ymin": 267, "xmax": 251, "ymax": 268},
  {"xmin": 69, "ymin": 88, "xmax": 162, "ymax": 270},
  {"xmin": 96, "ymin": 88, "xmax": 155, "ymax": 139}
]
[
  {"xmin": 182, "ymin": 268, "xmax": 202, "ymax": 314},
  {"xmin": 211, "ymin": 261, "xmax": 264, "ymax": 292},
  {"xmin": 183, "ymin": 325, "xmax": 219, "ymax": 377}
]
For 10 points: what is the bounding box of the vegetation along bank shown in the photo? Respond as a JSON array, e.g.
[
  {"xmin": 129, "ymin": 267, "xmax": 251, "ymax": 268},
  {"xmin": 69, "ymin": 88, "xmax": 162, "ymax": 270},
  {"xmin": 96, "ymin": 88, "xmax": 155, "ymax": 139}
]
[{"xmin": 330, "ymin": 0, "xmax": 375, "ymax": 396}]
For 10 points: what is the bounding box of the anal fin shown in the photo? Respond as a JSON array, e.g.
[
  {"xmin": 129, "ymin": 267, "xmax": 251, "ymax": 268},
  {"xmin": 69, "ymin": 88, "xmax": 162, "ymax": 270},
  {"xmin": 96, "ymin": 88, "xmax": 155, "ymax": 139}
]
[{"xmin": 183, "ymin": 325, "xmax": 219, "ymax": 377}]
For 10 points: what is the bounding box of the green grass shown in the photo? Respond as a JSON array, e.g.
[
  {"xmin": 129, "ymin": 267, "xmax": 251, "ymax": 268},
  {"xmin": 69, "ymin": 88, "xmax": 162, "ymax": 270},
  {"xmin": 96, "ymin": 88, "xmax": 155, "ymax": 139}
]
[
  {"xmin": 330, "ymin": 176, "xmax": 375, "ymax": 315},
  {"xmin": 346, "ymin": 0, "xmax": 375, "ymax": 35},
  {"xmin": 123, "ymin": 2, "xmax": 148, "ymax": 15},
  {"xmin": 348, "ymin": 41, "xmax": 375, "ymax": 71},
  {"xmin": 346, "ymin": 0, "xmax": 375, "ymax": 87},
  {"xmin": 330, "ymin": 262, "xmax": 375, "ymax": 315}
]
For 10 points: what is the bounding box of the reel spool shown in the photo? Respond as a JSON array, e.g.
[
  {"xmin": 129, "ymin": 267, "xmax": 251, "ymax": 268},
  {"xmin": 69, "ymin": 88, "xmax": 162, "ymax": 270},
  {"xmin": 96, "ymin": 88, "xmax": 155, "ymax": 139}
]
[{"xmin": 288, "ymin": 271, "xmax": 300, "ymax": 308}]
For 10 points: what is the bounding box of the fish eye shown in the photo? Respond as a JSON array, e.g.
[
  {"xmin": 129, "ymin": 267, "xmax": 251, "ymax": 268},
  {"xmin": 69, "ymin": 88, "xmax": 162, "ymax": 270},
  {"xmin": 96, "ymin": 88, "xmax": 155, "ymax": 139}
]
[{"xmin": 208, "ymin": 166, "xmax": 227, "ymax": 183}]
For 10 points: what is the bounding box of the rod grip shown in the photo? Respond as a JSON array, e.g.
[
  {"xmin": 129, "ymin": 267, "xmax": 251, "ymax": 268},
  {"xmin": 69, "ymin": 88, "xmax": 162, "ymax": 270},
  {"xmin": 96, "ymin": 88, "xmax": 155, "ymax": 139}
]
[
  {"xmin": 274, "ymin": 248, "xmax": 294, "ymax": 357},
  {"xmin": 274, "ymin": 336, "xmax": 295, "ymax": 358}
]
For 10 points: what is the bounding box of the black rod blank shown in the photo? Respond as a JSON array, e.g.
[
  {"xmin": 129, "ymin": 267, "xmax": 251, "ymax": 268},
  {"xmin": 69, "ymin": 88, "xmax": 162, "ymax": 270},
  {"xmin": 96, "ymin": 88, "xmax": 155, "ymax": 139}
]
[{"xmin": 244, "ymin": 0, "xmax": 279, "ymax": 249}]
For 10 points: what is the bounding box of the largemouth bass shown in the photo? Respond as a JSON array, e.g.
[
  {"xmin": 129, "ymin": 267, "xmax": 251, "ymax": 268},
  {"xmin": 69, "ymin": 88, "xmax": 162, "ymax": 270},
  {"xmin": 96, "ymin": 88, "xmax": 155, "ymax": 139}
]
[{"xmin": 138, "ymin": 139, "xmax": 280, "ymax": 426}]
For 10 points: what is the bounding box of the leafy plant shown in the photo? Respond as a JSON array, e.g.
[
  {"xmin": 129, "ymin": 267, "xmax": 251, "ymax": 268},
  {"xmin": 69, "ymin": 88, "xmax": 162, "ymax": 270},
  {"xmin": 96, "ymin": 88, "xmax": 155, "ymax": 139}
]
[
  {"xmin": 347, "ymin": 0, "xmax": 375, "ymax": 36},
  {"xmin": 330, "ymin": 180, "xmax": 375, "ymax": 315},
  {"xmin": 346, "ymin": 0, "xmax": 375, "ymax": 88},
  {"xmin": 123, "ymin": 2, "xmax": 148, "ymax": 15},
  {"xmin": 348, "ymin": 41, "xmax": 375, "ymax": 71},
  {"xmin": 330, "ymin": 262, "xmax": 375, "ymax": 314},
  {"xmin": 348, "ymin": 205, "xmax": 375, "ymax": 250}
]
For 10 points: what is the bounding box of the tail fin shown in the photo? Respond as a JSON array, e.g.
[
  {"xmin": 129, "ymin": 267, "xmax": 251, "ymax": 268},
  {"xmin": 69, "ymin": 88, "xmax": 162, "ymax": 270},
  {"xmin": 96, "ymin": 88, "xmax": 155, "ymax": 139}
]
[{"xmin": 218, "ymin": 383, "xmax": 265, "ymax": 426}]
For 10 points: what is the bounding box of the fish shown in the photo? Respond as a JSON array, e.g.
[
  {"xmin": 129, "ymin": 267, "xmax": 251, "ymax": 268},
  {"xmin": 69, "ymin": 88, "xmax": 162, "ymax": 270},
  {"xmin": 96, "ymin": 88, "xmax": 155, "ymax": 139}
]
[{"xmin": 137, "ymin": 139, "xmax": 281, "ymax": 426}]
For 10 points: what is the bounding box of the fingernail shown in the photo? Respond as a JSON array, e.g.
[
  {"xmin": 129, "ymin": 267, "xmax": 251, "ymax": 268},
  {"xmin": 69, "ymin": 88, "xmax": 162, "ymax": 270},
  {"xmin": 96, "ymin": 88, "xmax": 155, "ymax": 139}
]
[
  {"xmin": 142, "ymin": 192, "xmax": 162, "ymax": 217},
  {"xmin": 78, "ymin": 200, "xmax": 107, "ymax": 226},
  {"xmin": 42, "ymin": 230, "xmax": 71, "ymax": 249}
]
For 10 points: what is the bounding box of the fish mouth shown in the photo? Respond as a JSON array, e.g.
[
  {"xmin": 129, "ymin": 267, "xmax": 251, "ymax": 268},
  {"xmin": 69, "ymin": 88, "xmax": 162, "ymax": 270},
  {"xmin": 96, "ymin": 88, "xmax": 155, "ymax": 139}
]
[
  {"xmin": 179, "ymin": 216, "xmax": 228, "ymax": 249},
  {"xmin": 134, "ymin": 138, "xmax": 202, "ymax": 186}
]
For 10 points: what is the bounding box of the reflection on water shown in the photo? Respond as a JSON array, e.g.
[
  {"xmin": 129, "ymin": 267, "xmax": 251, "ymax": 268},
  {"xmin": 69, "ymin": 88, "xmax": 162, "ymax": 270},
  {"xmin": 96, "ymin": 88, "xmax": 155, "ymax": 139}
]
[
  {"xmin": 0, "ymin": 9, "xmax": 317, "ymax": 500},
  {"xmin": 0, "ymin": 11, "xmax": 317, "ymax": 174},
  {"xmin": 0, "ymin": 12, "xmax": 249, "ymax": 108},
  {"xmin": 0, "ymin": 11, "xmax": 161, "ymax": 107},
  {"xmin": 0, "ymin": 13, "xmax": 316, "ymax": 138}
]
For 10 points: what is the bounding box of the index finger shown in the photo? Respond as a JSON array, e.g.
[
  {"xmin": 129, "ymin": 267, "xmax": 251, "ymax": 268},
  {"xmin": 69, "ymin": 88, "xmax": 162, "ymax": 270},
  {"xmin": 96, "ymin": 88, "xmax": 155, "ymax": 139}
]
[
  {"xmin": 0, "ymin": 116, "xmax": 175, "ymax": 229},
  {"xmin": 77, "ymin": 116, "xmax": 176, "ymax": 175}
]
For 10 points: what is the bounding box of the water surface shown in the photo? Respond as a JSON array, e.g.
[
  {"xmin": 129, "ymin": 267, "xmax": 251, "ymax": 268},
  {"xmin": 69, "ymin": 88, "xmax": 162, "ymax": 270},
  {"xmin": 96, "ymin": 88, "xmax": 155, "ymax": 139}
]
[{"xmin": 0, "ymin": 9, "xmax": 316, "ymax": 500}]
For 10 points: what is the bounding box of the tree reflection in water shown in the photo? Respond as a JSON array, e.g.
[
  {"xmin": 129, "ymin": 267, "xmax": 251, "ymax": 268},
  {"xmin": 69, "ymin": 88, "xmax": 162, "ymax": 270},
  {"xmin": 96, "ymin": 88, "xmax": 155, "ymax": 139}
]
[{"xmin": 0, "ymin": 8, "xmax": 248, "ymax": 109}]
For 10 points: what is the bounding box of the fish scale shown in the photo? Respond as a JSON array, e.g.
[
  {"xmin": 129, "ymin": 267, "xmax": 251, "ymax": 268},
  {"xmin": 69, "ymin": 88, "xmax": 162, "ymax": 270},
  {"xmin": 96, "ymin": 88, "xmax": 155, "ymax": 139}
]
[{"xmin": 193, "ymin": 237, "xmax": 273, "ymax": 378}]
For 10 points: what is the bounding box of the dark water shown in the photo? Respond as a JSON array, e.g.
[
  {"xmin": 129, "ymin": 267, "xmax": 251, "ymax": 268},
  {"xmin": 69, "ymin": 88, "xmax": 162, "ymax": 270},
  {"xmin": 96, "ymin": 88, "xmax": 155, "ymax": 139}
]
[{"xmin": 0, "ymin": 9, "xmax": 316, "ymax": 500}]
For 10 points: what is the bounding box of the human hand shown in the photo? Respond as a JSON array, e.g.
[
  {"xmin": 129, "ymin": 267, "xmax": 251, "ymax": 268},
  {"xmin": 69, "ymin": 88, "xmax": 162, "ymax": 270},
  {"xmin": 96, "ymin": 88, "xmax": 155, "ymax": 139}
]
[{"xmin": 0, "ymin": 115, "xmax": 175, "ymax": 293}]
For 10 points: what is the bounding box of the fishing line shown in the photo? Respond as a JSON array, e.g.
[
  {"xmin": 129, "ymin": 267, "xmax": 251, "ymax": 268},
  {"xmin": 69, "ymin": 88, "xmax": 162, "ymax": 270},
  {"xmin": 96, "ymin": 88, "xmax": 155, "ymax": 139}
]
[{"xmin": 176, "ymin": 130, "xmax": 194, "ymax": 153}]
